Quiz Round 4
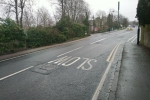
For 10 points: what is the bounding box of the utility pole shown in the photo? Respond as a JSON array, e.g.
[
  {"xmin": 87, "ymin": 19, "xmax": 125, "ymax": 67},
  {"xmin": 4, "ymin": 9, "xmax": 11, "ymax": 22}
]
[{"xmin": 118, "ymin": 1, "xmax": 120, "ymax": 29}]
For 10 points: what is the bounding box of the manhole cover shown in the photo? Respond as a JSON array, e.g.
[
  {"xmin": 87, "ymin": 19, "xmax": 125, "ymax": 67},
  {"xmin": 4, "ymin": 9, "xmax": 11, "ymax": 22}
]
[
  {"xmin": 39, "ymin": 64, "xmax": 56, "ymax": 71},
  {"xmin": 31, "ymin": 63, "xmax": 61, "ymax": 75}
]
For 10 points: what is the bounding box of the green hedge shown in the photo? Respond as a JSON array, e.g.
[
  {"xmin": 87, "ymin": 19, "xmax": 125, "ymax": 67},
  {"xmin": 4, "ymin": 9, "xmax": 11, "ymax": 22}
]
[
  {"xmin": 137, "ymin": 0, "xmax": 150, "ymax": 26},
  {"xmin": 26, "ymin": 27, "xmax": 67, "ymax": 48},
  {"xmin": 0, "ymin": 18, "xmax": 26, "ymax": 54},
  {"xmin": 0, "ymin": 17, "xmax": 87, "ymax": 55}
]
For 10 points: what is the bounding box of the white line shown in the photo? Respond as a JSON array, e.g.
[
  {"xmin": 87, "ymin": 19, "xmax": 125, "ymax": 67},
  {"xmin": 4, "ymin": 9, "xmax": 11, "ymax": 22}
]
[
  {"xmin": 131, "ymin": 36, "xmax": 137, "ymax": 42},
  {"xmin": 127, "ymin": 35, "xmax": 136, "ymax": 42},
  {"xmin": 90, "ymin": 38, "xmax": 107, "ymax": 44},
  {"xmin": 0, "ymin": 51, "xmax": 40, "ymax": 63},
  {"xmin": 57, "ymin": 47, "xmax": 83, "ymax": 57},
  {"xmin": 0, "ymin": 37, "xmax": 88, "ymax": 63},
  {"xmin": 92, "ymin": 43, "xmax": 122, "ymax": 100},
  {"xmin": 0, "ymin": 66, "xmax": 34, "ymax": 81}
]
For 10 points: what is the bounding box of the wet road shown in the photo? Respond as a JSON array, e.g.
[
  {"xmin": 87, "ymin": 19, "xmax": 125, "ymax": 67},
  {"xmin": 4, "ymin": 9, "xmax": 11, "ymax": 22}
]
[{"xmin": 0, "ymin": 28, "xmax": 137, "ymax": 100}]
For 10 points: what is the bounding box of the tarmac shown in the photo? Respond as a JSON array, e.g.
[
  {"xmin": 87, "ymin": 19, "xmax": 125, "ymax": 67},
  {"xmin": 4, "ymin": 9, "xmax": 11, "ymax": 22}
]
[{"xmin": 0, "ymin": 40, "xmax": 150, "ymax": 100}]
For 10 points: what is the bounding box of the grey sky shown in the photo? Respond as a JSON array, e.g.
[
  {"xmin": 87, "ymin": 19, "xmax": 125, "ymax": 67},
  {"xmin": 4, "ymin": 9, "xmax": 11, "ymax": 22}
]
[
  {"xmin": 36, "ymin": 0, "xmax": 138, "ymax": 21},
  {"xmin": 0, "ymin": 0, "xmax": 138, "ymax": 21},
  {"xmin": 84, "ymin": 0, "xmax": 139, "ymax": 21}
]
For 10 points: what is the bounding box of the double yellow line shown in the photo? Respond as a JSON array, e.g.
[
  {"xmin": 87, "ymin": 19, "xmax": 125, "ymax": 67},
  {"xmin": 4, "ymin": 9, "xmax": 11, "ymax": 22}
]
[{"xmin": 107, "ymin": 43, "xmax": 122, "ymax": 62}]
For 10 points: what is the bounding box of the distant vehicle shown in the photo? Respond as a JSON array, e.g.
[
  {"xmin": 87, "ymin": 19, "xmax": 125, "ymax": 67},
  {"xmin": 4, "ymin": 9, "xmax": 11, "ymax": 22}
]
[{"xmin": 127, "ymin": 25, "xmax": 133, "ymax": 31}]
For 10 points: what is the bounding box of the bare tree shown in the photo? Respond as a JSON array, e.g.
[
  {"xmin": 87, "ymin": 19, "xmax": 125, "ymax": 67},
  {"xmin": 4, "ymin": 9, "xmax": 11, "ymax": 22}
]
[
  {"xmin": 95, "ymin": 10, "xmax": 107, "ymax": 32},
  {"xmin": 0, "ymin": 0, "xmax": 33, "ymax": 28},
  {"xmin": 23, "ymin": 8, "xmax": 36, "ymax": 29},
  {"xmin": 36, "ymin": 7, "xmax": 53, "ymax": 27},
  {"xmin": 53, "ymin": 0, "xmax": 90, "ymax": 23}
]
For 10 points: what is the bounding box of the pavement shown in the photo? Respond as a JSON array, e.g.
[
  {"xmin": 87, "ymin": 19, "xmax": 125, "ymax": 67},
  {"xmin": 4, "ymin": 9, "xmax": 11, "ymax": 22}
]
[
  {"xmin": 0, "ymin": 28, "xmax": 150, "ymax": 100},
  {"xmin": 108, "ymin": 43, "xmax": 150, "ymax": 100}
]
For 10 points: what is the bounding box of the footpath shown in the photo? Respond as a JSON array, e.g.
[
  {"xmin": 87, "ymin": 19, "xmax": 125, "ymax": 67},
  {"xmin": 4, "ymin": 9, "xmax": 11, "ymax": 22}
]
[{"xmin": 112, "ymin": 43, "xmax": 150, "ymax": 100}]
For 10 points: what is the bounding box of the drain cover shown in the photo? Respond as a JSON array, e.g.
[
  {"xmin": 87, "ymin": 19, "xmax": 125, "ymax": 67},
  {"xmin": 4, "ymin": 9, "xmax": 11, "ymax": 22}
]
[
  {"xmin": 39, "ymin": 64, "xmax": 56, "ymax": 71},
  {"xmin": 31, "ymin": 63, "xmax": 61, "ymax": 75}
]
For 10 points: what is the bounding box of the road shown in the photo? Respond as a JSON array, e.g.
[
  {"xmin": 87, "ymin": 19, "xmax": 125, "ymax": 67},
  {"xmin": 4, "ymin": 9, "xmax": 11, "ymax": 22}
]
[{"xmin": 0, "ymin": 28, "xmax": 137, "ymax": 100}]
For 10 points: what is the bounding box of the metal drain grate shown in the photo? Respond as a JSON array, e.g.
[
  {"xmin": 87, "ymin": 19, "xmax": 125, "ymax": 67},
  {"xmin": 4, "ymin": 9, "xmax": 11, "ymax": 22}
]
[
  {"xmin": 31, "ymin": 63, "xmax": 61, "ymax": 75},
  {"xmin": 39, "ymin": 64, "xmax": 56, "ymax": 71}
]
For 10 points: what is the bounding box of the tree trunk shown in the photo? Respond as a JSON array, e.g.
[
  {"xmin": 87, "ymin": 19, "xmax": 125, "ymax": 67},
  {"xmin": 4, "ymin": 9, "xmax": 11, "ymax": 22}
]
[{"xmin": 14, "ymin": 0, "xmax": 19, "ymax": 25}]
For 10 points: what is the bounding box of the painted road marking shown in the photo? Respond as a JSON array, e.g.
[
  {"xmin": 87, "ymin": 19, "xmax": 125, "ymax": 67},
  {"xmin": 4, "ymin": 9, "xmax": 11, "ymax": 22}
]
[
  {"xmin": 0, "ymin": 51, "xmax": 40, "ymax": 63},
  {"xmin": 48, "ymin": 56, "xmax": 97, "ymax": 70},
  {"xmin": 90, "ymin": 38, "xmax": 107, "ymax": 44},
  {"xmin": 62, "ymin": 57, "xmax": 80, "ymax": 66},
  {"xmin": 131, "ymin": 36, "xmax": 137, "ymax": 42},
  {"xmin": 0, "ymin": 66, "xmax": 34, "ymax": 81},
  {"xmin": 77, "ymin": 58, "xmax": 97, "ymax": 70},
  {"xmin": 127, "ymin": 35, "xmax": 136, "ymax": 42},
  {"xmin": 92, "ymin": 43, "xmax": 122, "ymax": 100},
  {"xmin": 106, "ymin": 43, "xmax": 121, "ymax": 62},
  {"xmin": 57, "ymin": 47, "xmax": 83, "ymax": 57}
]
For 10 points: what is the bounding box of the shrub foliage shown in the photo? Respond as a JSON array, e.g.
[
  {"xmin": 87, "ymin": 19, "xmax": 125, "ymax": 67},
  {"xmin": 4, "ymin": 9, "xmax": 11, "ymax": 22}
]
[
  {"xmin": 0, "ymin": 17, "xmax": 87, "ymax": 55},
  {"xmin": 137, "ymin": 0, "xmax": 150, "ymax": 26}
]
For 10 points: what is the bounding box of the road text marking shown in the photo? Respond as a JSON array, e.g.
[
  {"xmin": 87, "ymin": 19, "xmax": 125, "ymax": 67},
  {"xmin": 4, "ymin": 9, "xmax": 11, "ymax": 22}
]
[{"xmin": 48, "ymin": 56, "xmax": 97, "ymax": 70}]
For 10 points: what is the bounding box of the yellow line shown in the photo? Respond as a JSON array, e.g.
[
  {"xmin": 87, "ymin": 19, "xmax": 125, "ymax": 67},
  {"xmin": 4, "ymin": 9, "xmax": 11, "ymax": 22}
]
[
  {"xmin": 107, "ymin": 43, "xmax": 120, "ymax": 62},
  {"xmin": 92, "ymin": 42, "xmax": 122, "ymax": 100},
  {"xmin": 111, "ymin": 43, "xmax": 122, "ymax": 62}
]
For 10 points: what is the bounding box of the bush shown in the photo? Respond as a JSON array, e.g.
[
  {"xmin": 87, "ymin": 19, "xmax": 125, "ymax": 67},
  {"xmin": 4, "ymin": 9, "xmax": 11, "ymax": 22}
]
[
  {"xmin": 73, "ymin": 23, "xmax": 85, "ymax": 37},
  {"xmin": 55, "ymin": 16, "xmax": 86, "ymax": 38},
  {"xmin": 137, "ymin": 0, "xmax": 150, "ymax": 26},
  {"xmin": 0, "ymin": 18, "xmax": 26, "ymax": 55},
  {"xmin": 26, "ymin": 27, "xmax": 67, "ymax": 48}
]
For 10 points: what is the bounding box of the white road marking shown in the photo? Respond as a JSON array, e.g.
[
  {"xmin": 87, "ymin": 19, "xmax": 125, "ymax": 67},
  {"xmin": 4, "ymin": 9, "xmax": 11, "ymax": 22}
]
[
  {"xmin": 77, "ymin": 58, "xmax": 89, "ymax": 69},
  {"xmin": 90, "ymin": 38, "xmax": 107, "ymax": 44},
  {"xmin": 82, "ymin": 59, "xmax": 97, "ymax": 70},
  {"xmin": 57, "ymin": 47, "xmax": 83, "ymax": 57},
  {"xmin": 57, "ymin": 56, "xmax": 72, "ymax": 65},
  {"xmin": 131, "ymin": 36, "xmax": 137, "ymax": 42},
  {"xmin": 0, "ymin": 37, "xmax": 88, "ymax": 63},
  {"xmin": 0, "ymin": 51, "xmax": 40, "ymax": 63},
  {"xmin": 92, "ymin": 43, "xmax": 122, "ymax": 100},
  {"xmin": 48, "ymin": 56, "xmax": 68, "ymax": 64},
  {"xmin": 127, "ymin": 35, "xmax": 136, "ymax": 42},
  {"xmin": 0, "ymin": 66, "xmax": 34, "ymax": 81},
  {"xmin": 62, "ymin": 57, "xmax": 80, "ymax": 66}
]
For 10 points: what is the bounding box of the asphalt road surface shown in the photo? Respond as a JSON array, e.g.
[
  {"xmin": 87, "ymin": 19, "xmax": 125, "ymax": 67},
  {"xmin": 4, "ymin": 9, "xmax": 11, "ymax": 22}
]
[{"xmin": 0, "ymin": 28, "xmax": 138, "ymax": 100}]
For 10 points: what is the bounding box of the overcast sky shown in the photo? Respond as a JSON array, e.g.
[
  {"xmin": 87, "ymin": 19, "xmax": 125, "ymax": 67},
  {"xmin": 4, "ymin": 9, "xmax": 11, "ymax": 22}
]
[
  {"xmin": 0, "ymin": 0, "xmax": 138, "ymax": 21},
  {"xmin": 36, "ymin": 0, "xmax": 139, "ymax": 21},
  {"xmin": 84, "ymin": 0, "xmax": 139, "ymax": 21}
]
